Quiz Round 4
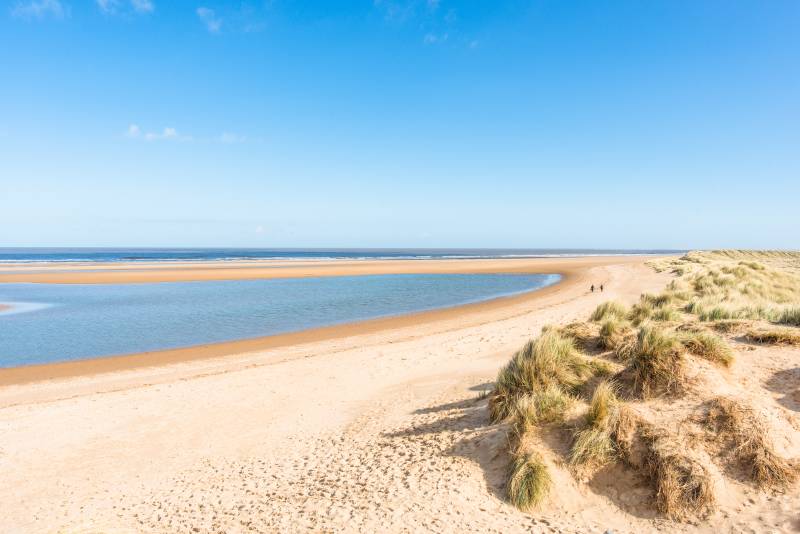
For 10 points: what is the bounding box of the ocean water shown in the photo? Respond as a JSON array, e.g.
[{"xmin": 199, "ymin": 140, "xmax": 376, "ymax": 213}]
[
  {"xmin": 0, "ymin": 247, "xmax": 681, "ymax": 263},
  {"xmin": 0, "ymin": 273, "xmax": 559, "ymax": 367}
]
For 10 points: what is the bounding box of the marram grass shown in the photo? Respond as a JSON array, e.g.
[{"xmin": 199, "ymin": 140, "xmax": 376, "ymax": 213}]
[{"xmin": 507, "ymin": 449, "xmax": 551, "ymax": 511}]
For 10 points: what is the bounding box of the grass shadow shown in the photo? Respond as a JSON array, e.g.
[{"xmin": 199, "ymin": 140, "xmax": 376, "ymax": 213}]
[{"xmin": 764, "ymin": 367, "xmax": 800, "ymax": 412}]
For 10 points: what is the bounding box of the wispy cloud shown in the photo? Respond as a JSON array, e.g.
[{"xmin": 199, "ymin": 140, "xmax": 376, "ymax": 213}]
[
  {"xmin": 11, "ymin": 0, "xmax": 67, "ymax": 19},
  {"xmin": 130, "ymin": 0, "xmax": 153, "ymax": 13},
  {"xmin": 423, "ymin": 32, "xmax": 447, "ymax": 45},
  {"xmin": 374, "ymin": 1, "xmax": 474, "ymax": 48},
  {"xmin": 95, "ymin": 0, "xmax": 117, "ymax": 12},
  {"xmin": 95, "ymin": 0, "xmax": 152, "ymax": 15},
  {"xmin": 219, "ymin": 132, "xmax": 246, "ymax": 144},
  {"xmin": 144, "ymin": 127, "xmax": 179, "ymax": 141},
  {"xmin": 373, "ymin": 0, "xmax": 414, "ymax": 23},
  {"xmin": 196, "ymin": 7, "xmax": 222, "ymax": 33},
  {"xmin": 126, "ymin": 124, "xmax": 187, "ymax": 142},
  {"xmin": 126, "ymin": 124, "xmax": 248, "ymax": 144}
]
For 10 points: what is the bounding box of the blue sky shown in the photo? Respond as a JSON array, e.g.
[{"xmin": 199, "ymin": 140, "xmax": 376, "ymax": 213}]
[{"xmin": 0, "ymin": 0, "xmax": 798, "ymax": 249}]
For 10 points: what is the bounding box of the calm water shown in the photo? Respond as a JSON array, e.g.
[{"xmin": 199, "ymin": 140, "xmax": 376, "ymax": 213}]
[
  {"xmin": 0, "ymin": 247, "xmax": 680, "ymax": 263},
  {"xmin": 0, "ymin": 273, "xmax": 559, "ymax": 367}
]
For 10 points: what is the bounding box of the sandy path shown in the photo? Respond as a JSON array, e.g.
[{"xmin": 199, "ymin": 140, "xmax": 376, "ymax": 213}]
[{"xmin": 0, "ymin": 259, "xmax": 669, "ymax": 532}]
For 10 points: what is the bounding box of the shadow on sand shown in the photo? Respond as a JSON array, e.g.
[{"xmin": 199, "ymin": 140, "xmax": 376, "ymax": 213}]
[{"xmin": 765, "ymin": 367, "xmax": 800, "ymax": 412}]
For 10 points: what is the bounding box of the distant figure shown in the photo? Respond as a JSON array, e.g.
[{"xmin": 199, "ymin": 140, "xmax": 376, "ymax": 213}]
[
  {"xmin": 591, "ymin": 284, "xmax": 595, "ymax": 293},
  {"xmin": 600, "ymin": 284, "xmax": 604, "ymax": 292}
]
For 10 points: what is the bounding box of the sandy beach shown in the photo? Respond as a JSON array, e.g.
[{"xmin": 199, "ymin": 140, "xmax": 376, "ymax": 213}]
[
  {"xmin": 0, "ymin": 256, "xmax": 664, "ymax": 532},
  {"xmin": 2, "ymin": 254, "xmax": 798, "ymax": 533}
]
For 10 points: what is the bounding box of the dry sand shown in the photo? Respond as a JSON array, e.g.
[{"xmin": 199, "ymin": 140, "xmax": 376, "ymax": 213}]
[{"xmin": 2, "ymin": 256, "xmax": 797, "ymax": 532}]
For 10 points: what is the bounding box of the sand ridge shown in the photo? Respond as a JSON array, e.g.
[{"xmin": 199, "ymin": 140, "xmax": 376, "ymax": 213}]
[{"xmin": 0, "ymin": 255, "xmax": 653, "ymax": 284}]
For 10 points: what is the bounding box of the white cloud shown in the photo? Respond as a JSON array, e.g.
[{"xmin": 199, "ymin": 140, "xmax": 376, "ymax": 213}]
[
  {"xmin": 219, "ymin": 132, "xmax": 246, "ymax": 144},
  {"xmin": 11, "ymin": 0, "xmax": 67, "ymax": 19},
  {"xmin": 144, "ymin": 127, "xmax": 178, "ymax": 141},
  {"xmin": 96, "ymin": 0, "xmax": 152, "ymax": 14},
  {"xmin": 126, "ymin": 124, "xmax": 186, "ymax": 141},
  {"xmin": 423, "ymin": 32, "xmax": 447, "ymax": 45},
  {"xmin": 196, "ymin": 7, "xmax": 222, "ymax": 33},
  {"xmin": 130, "ymin": 0, "xmax": 153, "ymax": 13},
  {"xmin": 95, "ymin": 0, "xmax": 117, "ymax": 12}
]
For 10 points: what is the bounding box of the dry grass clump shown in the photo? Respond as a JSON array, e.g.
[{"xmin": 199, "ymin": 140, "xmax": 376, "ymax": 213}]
[
  {"xmin": 708, "ymin": 319, "xmax": 750, "ymax": 334},
  {"xmin": 611, "ymin": 412, "xmax": 716, "ymax": 520},
  {"xmin": 570, "ymin": 381, "xmax": 620, "ymax": 466},
  {"xmin": 512, "ymin": 386, "xmax": 574, "ymax": 430},
  {"xmin": 590, "ymin": 301, "xmax": 628, "ymax": 322},
  {"xmin": 744, "ymin": 328, "xmax": 800, "ymax": 346},
  {"xmin": 652, "ymin": 307, "xmax": 681, "ymax": 322},
  {"xmin": 598, "ymin": 318, "xmax": 633, "ymax": 351},
  {"xmin": 628, "ymin": 326, "xmax": 686, "ymax": 398},
  {"xmin": 557, "ymin": 321, "xmax": 599, "ymax": 350},
  {"xmin": 777, "ymin": 307, "xmax": 800, "ymax": 326},
  {"xmin": 506, "ymin": 447, "xmax": 552, "ymax": 511},
  {"xmin": 489, "ymin": 331, "xmax": 594, "ymax": 423},
  {"xmin": 703, "ymin": 397, "xmax": 798, "ymax": 489},
  {"xmin": 679, "ymin": 330, "xmax": 734, "ymax": 367},
  {"xmin": 628, "ymin": 300, "xmax": 653, "ymax": 326},
  {"xmin": 644, "ymin": 434, "xmax": 716, "ymax": 520}
]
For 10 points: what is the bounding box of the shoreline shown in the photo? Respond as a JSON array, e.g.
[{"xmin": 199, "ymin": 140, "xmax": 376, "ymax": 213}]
[{"xmin": 0, "ymin": 256, "xmax": 657, "ymax": 386}]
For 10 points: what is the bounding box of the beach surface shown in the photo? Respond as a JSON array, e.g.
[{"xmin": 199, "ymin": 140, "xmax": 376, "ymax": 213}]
[{"xmin": 0, "ymin": 255, "xmax": 719, "ymax": 532}]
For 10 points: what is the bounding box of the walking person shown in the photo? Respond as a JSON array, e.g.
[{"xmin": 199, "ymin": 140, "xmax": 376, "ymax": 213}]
[
  {"xmin": 600, "ymin": 284, "xmax": 604, "ymax": 292},
  {"xmin": 591, "ymin": 284, "xmax": 595, "ymax": 293}
]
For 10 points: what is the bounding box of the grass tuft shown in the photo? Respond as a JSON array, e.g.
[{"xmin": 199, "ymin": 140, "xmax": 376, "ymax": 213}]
[
  {"xmin": 652, "ymin": 307, "xmax": 681, "ymax": 322},
  {"xmin": 557, "ymin": 321, "xmax": 599, "ymax": 350},
  {"xmin": 704, "ymin": 397, "xmax": 798, "ymax": 489},
  {"xmin": 570, "ymin": 381, "xmax": 620, "ymax": 466},
  {"xmin": 590, "ymin": 301, "xmax": 628, "ymax": 322},
  {"xmin": 645, "ymin": 434, "xmax": 716, "ymax": 520},
  {"xmin": 489, "ymin": 331, "xmax": 594, "ymax": 422},
  {"xmin": 628, "ymin": 326, "xmax": 685, "ymax": 398},
  {"xmin": 776, "ymin": 307, "xmax": 800, "ymax": 326},
  {"xmin": 598, "ymin": 318, "xmax": 633, "ymax": 351},
  {"xmin": 680, "ymin": 330, "xmax": 734, "ymax": 367},
  {"xmin": 507, "ymin": 449, "xmax": 552, "ymax": 511},
  {"xmin": 744, "ymin": 328, "xmax": 800, "ymax": 346},
  {"xmin": 708, "ymin": 319, "xmax": 750, "ymax": 334},
  {"xmin": 628, "ymin": 300, "xmax": 654, "ymax": 326},
  {"xmin": 512, "ymin": 385, "xmax": 574, "ymax": 431}
]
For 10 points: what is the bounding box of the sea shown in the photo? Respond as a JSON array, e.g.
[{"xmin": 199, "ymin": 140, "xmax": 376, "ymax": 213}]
[{"xmin": 0, "ymin": 247, "xmax": 681, "ymax": 263}]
